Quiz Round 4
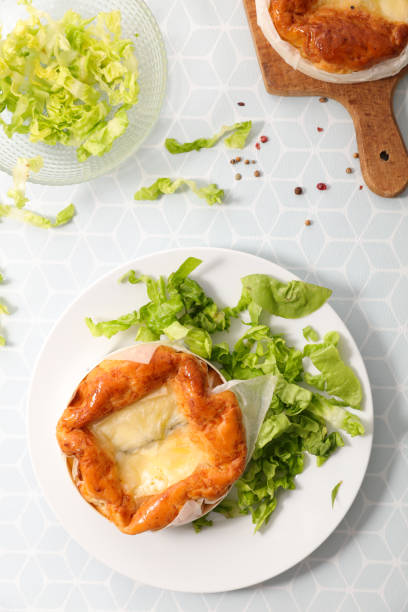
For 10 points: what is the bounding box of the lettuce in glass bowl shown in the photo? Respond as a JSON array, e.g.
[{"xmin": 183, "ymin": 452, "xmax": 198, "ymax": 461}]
[{"xmin": 0, "ymin": 0, "xmax": 167, "ymax": 185}]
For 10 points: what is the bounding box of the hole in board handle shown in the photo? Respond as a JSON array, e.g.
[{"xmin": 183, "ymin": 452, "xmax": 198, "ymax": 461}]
[{"xmin": 380, "ymin": 150, "xmax": 389, "ymax": 161}]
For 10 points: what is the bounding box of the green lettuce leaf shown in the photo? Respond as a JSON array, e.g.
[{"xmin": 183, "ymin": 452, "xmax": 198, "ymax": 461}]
[
  {"xmin": 303, "ymin": 325, "xmax": 319, "ymax": 342},
  {"xmin": 119, "ymin": 270, "xmax": 142, "ymax": 284},
  {"xmin": 304, "ymin": 341, "xmax": 362, "ymax": 408},
  {"xmin": 77, "ymin": 107, "xmax": 129, "ymax": 162},
  {"xmin": 165, "ymin": 121, "xmax": 252, "ymax": 154},
  {"xmin": 7, "ymin": 156, "xmax": 43, "ymax": 208},
  {"xmin": 0, "ymin": 303, "xmax": 9, "ymax": 315},
  {"xmin": 168, "ymin": 257, "xmax": 202, "ymax": 288},
  {"xmin": 86, "ymin": 258, "xmax": 234, "ymax": 345},
  {"xmin": 85, "ymin": 311, "xmax": 140, "ymax": 338},
  {"xmin": 192, "ymin": 516, "xmax": 213, "ymax": 533},
  {"xmin": 224, "ymin": 121, "xmax": 252, "ymax": 148},
  {"xmin": 324, "ymin": 331, "xmax": 340, "ymax": 346},
  {"xmin": 241, "ymin": 275, "xmax": 332, "ymax": 319},
  {"xmin": 308, "ymin": 394, "xmax": 364, "ymax": 437},
  {"xmin": 134, "ymin": 178, "xmax": 224, "ymax": 206},
  {"xmin": 331, "ymin": 481, "xmax": 343, "ymax": 507},
  {"xmin": 0, "ymin": 203, "xmax": 75, "ymax": 228},
  {"xmin": 184, "ymin": 327, "xmax": 212, "ymax": 359}
]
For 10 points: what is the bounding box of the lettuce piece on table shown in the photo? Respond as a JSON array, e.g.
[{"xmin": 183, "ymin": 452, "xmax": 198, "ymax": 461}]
[
  {"xmin": 134, "ymin": 178, "xmax": 224, "ymax": 206},
  {"xmin": 165, "ymin": 121, "xmax": 252, "ymax": 154},
  {"xmin": 7, "ymin": 156, "xmax": 43, "ymax": 208},
  {"xmin": 0, "ymin": 203, "xmax": 75, "ymax": 229}
]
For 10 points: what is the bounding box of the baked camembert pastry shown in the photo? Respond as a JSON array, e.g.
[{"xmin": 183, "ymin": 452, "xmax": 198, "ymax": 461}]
[
  {"xmin": 257, "ymin": 0, "xmax": 408, "ymax": 81},
  {"xmin": 270, "ymin": 0, "xmax": 408, "ymax": 73},
  {"xmin": 56, "ymin": 345, "xmax": 247, "ymax": 534}
]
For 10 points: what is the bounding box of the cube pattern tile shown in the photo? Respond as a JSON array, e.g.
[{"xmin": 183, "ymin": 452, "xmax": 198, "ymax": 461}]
[{"xmin": 1, "ymin": 0, "xmax": 408, "ymax": 610}]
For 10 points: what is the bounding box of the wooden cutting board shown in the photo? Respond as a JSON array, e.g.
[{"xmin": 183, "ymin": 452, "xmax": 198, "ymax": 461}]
[{"xmin": 243, "ymin": 0, "xmax": 408, "ymax": 197}]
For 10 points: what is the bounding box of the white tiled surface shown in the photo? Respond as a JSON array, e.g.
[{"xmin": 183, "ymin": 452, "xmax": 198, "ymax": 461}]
[{"xmin": 1, "ymin": 0, "xmax": 408, "ymax": 610}]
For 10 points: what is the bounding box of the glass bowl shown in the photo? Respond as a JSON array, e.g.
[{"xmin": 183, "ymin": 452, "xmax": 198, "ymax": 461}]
[{"xmin": 0, "ymin": 0, "xmax": 167, "ymax": 185}]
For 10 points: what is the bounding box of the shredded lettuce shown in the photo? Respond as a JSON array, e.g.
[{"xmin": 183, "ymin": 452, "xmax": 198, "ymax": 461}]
[
  {"xmin": 0, "ymin": 156, "xmax": 76, "ymax": 229},
  {"xmin": 308, "ymin": 394, "xmax": 364, "ymax": 437},
  {"xmin": 0, "ymin": 202, "xmax": 75, "ymax": 229},
  {"xmin": 134, "ymin": 178, "xmax": 224, "ymax": 206},
  {"xmin": 0, "ymin": 2, "xmax": 138, "ymax": 160},
  {"xmin": 165, "ymin": 121, "xmax": 252, "ymax": 154},
  {"xmin": 7, "ymin": 156, "xmax": 43, "ymax": 208},
  {"xmin": 192, "ymin": 516, "xmax": 213, "ymax": 533},
  {"xmin": 303, "ymin": 325, "xmax": 319, "ymax": 342},
  {"xmin": 331, "ymin": 481, "xmax": 343, "ymax": 507},
  {"xmin": 0, "ymin": 303, "xmax": 9, "ymax": 315},
  {"xmin": 86, "ymin": 258, "xmax": 365, "ymax": 531}
]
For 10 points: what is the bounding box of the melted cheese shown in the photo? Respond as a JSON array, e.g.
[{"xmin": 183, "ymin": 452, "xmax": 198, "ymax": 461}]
[
  {"xmin": 91, "ymin": 384, "xmax": 207, "ymax": 499},
  {"xmin": 315, "ymin": 0, "xmax": 408, "ymax": 22},
  {"xmin": 116, "ymin": 427, "xmax": 207, "ymax": 497}
]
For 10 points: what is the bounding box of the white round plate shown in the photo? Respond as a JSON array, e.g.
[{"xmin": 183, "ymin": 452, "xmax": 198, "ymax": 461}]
[{"xmin": 28, "ymin": 248, "xmax": 373, "ymax": 593}]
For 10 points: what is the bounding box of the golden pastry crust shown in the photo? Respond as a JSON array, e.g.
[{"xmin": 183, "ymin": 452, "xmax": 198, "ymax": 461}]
[
  {"xmin": 269, "ymin": 0, "xmax": 408, "ymax": 73},
  {"xmin": 56, "ymin": 345, "xmax": 246, "ymax": 534}
]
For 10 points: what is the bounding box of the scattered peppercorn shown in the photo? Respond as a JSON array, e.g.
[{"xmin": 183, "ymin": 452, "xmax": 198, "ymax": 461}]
[
  {"xmin": 230, "ymin": 159, "xmax": 236, "ymax": 164},
  {"xmin": 305, "ymin": 219, "xmax": 312, "ymax": 226},
  {"xmin": 317, "ymin": 182, "xmax": 327, "ymax": 190},
  {"xmin": 235, "ymin": 156, "xmax": 242, "ymax": 163},
  {"xmin": 244, "ymin": 159, "xmax": 250, "ymax": 165},
  {"xmin": 237, "ymin": 102, "xmax": 245, "ymax": 106},
  {"xmin": 359, "ymin": 185, "xmax": 363, "ymax": 190},
  {"xmin": 294, "ymin": 186, "xmax": 303, "ymax": 195},
  {"xmin": 319, "ymin": 97, "xmax": 328, "ymax": 103},
  {"xmin": 255, "ymin": 142, "xmax": 261, "ymax": 150},
  {"xmin": 252, "ymin": 160, "xmax": 257, "ymax": 164},
  {"xmin": 317, "ymin": 127, "xmax": 324, "ymax": 132},
  {"xmin": 353, "ymin": 152, "xmax": 359, "ymax": 158},
  {"xmin": 260, "ymin": 135, "xmax": 268, "ymax": 143},
  {"xmin": 235, "ymin": 173, "xmax": 242, "ymax": 181},
  {"xmin": 346, "ymin": 167, "xmax": 353, "ymax": 174},
  {"xmin": 254, "ymin": 170, "xmax": 261, "ymax": 177}
]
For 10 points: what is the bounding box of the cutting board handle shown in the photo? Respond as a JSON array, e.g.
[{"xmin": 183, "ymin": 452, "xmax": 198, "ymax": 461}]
[{"xmin": 340, "ymin": 82, "xmax": 408, "ymax": 198}]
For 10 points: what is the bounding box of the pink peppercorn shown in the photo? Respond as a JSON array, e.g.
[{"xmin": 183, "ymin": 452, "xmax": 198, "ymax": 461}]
[
  {"xmin": 317, "ymin": 127, "xmax": 324, "ymax": 132},
  {"xmin": 316, "ymin": 182, "xmax": 327, "ymax": 190},
  {"xmin": 255, "ymin": 142, "xmax": 261, "ymax": 150},
  {"xmin": 260, "ymin": 135, "xmax": 268, "ymax": 143}
]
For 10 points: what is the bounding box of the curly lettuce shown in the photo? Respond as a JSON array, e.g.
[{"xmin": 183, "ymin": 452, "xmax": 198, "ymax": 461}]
[
  {"xmin": 0, "ymin": 157, "xmax": 75, "ymax": 229},
  {"xmin": 165, "ymin": 121, "xmax": 252, "ymax": 154},
  {"xmin": 134, "ymin": 178, "xmax": 224, "ymax": 206}
]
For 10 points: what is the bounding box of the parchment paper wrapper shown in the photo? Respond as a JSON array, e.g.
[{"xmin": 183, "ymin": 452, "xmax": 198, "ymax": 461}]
[
  {"xmin": 256, "ymin": 0, "xmax": 408, "ymax": 83},
  {"xmin": 106, "ymin": 341, "xmax": 277, "ymax": 527}
]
